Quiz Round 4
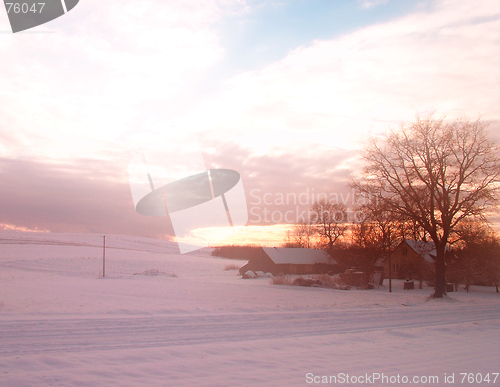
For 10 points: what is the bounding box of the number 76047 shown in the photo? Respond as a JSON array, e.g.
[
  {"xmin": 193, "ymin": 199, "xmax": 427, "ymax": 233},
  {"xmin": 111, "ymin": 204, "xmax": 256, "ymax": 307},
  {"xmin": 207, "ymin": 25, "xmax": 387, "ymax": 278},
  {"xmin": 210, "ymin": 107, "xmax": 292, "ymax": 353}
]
[{"xmin": 5, "ymin": 3, "xmax": 45, "ymax": 14}]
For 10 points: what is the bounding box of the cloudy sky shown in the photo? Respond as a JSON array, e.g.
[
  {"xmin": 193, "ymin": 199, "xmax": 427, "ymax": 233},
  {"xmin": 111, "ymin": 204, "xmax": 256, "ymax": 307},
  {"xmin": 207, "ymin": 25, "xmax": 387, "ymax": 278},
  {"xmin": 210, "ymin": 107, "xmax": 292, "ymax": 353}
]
[{"xmin": 1, "ymin": 0, "xmax": 499, "ymax": 248}]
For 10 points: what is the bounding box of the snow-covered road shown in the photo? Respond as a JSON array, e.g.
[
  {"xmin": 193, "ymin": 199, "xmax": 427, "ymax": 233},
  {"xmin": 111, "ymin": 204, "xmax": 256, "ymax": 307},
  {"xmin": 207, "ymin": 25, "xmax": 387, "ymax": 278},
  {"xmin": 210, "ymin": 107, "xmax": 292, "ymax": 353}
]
[{"xmin": 2, "ymin": 305, "xmax": 499, "ymax": 357}]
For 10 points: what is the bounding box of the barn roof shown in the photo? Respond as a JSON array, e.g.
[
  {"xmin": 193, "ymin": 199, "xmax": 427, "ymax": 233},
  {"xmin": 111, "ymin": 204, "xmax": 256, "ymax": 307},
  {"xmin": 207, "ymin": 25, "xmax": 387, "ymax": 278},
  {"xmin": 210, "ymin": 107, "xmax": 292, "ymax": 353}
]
[{"xmin": 262, "ymin": 247, "xmax": 337, "ymax": 265}]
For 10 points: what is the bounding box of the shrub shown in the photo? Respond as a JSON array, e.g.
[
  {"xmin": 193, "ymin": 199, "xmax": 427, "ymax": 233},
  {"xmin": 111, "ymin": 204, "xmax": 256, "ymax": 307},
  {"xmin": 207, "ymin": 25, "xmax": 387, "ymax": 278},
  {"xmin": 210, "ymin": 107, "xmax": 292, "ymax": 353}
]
[
  {"xmin": 292, "ymin": 277, "xmax": 322, "ymax": 287},
  {"xmin": 271, "ymin": 274, "xmax": 351, "ymax": 290},
  {"xmin": 310, "ymin": 274, "xmax": 339, "ymax": 288},
  {"xmin": 292, "ymin": 274, "xmax": 350, "ymax": 290},
  {"xmin": 338, "ymin": 271, "xmax": 369, "ymax": 287},
  {"xmin": 270, "ymin": 275, "xmax": 293, "ymax": 285}
]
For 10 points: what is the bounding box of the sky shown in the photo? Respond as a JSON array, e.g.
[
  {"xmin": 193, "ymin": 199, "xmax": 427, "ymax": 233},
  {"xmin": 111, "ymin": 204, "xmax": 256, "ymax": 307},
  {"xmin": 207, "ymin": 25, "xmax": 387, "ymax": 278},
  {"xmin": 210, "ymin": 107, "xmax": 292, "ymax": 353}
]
[{"xmin": 1, "ymin": 0, "xmax": 500, "ymax": 249}]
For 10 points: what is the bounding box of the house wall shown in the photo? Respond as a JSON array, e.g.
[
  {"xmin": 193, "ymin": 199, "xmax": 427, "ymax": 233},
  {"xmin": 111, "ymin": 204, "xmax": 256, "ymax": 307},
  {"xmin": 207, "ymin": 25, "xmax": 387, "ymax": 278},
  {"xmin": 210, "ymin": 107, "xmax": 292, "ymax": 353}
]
[
  {"xmin": 289, "ymin": 264, "xmax": 314, "ymax": 274},
  {"xmin": 385, "ymin": 242, "xmax": 421, "ymax": 279},
  {"xmin": 288, "ymin": 264, "xmax": 333, "ymax": 274},
  {"xmin": 384, "ymin": 241, "xmax": 435, "ymax": 280},
  {"xmin": 241, "ymin": 261, "xmax": 338, "ymax": 276},
  {"xmin": 239, "ymin": 249, "xmax": 276, "ymax": 274}
]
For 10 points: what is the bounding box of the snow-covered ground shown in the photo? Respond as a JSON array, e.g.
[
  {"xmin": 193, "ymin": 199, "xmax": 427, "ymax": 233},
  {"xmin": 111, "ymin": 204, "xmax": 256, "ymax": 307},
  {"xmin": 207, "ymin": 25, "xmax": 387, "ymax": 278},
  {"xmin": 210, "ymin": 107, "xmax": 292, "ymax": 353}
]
[{"xmin": 1, "ymin": 232, "xmax": 499, "ymax": 386}]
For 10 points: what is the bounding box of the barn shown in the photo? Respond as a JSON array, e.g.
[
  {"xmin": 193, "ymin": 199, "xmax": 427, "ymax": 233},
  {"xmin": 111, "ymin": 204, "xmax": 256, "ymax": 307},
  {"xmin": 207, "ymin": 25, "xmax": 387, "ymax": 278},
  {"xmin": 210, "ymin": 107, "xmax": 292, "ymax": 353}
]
[{"xmin": 239, "ymin": 247, "xmax": 339, "ymax": 276}]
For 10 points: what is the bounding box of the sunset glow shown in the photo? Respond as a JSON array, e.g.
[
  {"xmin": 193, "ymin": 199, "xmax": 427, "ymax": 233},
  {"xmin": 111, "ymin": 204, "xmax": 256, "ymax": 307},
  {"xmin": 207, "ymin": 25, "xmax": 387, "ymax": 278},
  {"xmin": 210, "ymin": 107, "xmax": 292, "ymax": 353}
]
[{"xmin": 1, "ymin": 0, "xmax": 500, "ymax": 246}]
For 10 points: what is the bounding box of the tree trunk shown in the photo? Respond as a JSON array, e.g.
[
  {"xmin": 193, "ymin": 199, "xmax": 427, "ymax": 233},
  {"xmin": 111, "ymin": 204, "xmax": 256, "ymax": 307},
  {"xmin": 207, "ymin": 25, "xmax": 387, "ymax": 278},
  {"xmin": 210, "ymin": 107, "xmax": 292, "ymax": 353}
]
[
  {"xmin": 496, "ymin": 283, "xmax": 499, "ymax": 293},
  {"xmin": 433, "ymin": 244, "xmax": 446, "ymax": 298}
]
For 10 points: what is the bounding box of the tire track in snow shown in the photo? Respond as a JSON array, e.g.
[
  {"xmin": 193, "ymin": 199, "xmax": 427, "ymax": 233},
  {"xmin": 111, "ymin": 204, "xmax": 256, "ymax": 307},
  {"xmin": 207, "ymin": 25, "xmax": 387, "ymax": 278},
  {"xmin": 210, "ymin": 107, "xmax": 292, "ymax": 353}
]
[{"xmin": 0, "ymin": 305, "xmax": 499, "ymax": 356}]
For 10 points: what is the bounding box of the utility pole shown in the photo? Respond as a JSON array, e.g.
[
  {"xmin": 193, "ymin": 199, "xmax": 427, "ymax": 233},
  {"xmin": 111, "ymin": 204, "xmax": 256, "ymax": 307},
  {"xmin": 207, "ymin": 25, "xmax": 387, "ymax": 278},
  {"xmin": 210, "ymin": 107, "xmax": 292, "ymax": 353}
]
[
  {"xmin": 103, "ymin": 235, "xmax": 106, "ymax": 278},
  {"xmin": 388, "ymin": 253, "xmax": 392, "ymax": 293}
]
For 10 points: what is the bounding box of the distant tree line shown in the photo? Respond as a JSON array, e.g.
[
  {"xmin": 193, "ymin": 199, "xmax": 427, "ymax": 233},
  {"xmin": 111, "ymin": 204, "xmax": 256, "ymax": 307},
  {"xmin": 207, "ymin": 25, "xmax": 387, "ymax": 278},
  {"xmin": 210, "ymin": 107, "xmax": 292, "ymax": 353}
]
[{"xmin": 211, "ymin": 245, "xmax": 263, "ymax": 261}]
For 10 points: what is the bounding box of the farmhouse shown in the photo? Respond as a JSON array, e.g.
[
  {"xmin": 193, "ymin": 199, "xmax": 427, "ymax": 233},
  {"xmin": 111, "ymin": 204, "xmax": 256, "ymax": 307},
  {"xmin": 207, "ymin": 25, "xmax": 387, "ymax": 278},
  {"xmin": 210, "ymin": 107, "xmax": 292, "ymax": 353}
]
[
  {"xmin": 239, "ymin": 247, "xmax": 339, "ymax": 276},
  {"xmin": 382, "ymin": 240, "xmax": 436, "ymax": 279}
]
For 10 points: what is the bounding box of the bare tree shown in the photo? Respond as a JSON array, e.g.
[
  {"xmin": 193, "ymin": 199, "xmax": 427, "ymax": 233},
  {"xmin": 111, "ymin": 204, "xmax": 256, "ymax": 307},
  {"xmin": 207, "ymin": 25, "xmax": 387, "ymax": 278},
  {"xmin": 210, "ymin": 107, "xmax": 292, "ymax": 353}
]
[
  {"xmin": 352, "ymin": 193, "xmax": 401, "ymax": 253},
  {"xmin": 282, "ymin": 219, "xmax": 316, "ymax": 248},
  {"xmin": 449, "ymin": 220, "xmax": 500, "ymax": 292},
  {"xmin": 353, "ymin": 117, "xmax": 500, "ymax": 298},
  {"xmin": 309, "ymin": 200, "xmax": 348, "ymax": 251},
  {"xmin": 352, "ymin": 184, "xmax": 430, "ymax": 250}
]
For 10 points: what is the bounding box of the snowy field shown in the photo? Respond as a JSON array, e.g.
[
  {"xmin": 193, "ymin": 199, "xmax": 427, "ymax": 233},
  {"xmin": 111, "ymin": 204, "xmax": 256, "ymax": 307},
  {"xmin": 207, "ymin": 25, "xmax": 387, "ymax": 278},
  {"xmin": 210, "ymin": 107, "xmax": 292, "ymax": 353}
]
[{"xmin": 1, "ymin": 232, "xmax": 499, "ymax": 387}]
